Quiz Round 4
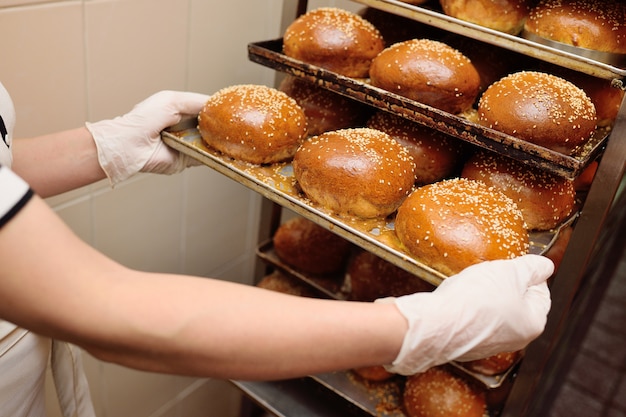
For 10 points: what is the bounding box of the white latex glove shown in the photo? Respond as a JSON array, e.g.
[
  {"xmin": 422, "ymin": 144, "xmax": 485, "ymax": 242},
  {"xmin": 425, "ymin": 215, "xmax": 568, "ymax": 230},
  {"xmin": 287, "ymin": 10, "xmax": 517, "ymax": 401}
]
[
  {"xmin": 377, "ymin": 254, "xmax": 553, "ymax": 375},
  {"xmin": 86, "ymin": 90, "xmax": 209, "ymax": 187}
]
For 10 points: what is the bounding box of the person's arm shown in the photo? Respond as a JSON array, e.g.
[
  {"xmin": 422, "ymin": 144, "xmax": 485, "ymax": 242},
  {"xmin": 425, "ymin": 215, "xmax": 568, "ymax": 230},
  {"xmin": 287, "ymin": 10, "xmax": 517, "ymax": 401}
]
[
  {"xmin": 11, "ymin": 90, "xmax": 209, "ymax": 198},
  {"xmin": 11, "ymin": 127, "xmax": 106, "ymax": 198},
  {"xmin": 0, "ymin": 193, "xmax": 406, "ymax": 380}
]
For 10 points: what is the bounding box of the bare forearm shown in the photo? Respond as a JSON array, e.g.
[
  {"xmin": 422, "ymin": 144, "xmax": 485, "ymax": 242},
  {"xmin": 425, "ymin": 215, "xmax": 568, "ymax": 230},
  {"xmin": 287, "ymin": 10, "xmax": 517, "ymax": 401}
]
[
  {"xmin": 82, "ymin": 274, "xmax": 406, "ymax": 380},
  {"xmin": 11, "ymin": 127, "xmax": 106, "ymax": 197}
]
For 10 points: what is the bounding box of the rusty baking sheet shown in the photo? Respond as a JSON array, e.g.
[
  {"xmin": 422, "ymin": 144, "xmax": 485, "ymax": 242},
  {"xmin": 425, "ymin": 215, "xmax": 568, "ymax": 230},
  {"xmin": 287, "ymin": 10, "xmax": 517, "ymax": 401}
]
[
  {"xmin": 163, "ymin": 119, "xmax": 447, "ymax": 286},
  {"xmin": 351, "ymin": 0, "xmax": 626, "ymax": 79},
  {"xmin": 248, "ymin": 39, "xmax": 610, "ymax": 180},
  {"xmin": 163, "ymin": 120, "xmax": 579, "ymax": 286}
]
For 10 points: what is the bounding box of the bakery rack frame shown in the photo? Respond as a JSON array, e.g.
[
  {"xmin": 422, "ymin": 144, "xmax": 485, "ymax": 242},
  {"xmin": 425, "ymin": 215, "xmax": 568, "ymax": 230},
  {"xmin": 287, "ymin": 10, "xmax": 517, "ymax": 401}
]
[{"xmin": 202, "ymin": 1, "xmax": 626, "ymax": 416}]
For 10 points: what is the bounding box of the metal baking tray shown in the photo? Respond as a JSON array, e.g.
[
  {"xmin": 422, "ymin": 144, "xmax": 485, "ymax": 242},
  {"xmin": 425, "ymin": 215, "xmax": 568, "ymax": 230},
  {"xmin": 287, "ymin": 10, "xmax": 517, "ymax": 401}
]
[
  {"xmin": 248, "ymin": 39, "xmax": 610, "ymax": 180},
  {"xmin": 163, "ymin": 120, "xmax": 578, "ymax": 287},
  {"xmin": 351, "ymin": 0, "xmax": 626, "ymax": 79}
]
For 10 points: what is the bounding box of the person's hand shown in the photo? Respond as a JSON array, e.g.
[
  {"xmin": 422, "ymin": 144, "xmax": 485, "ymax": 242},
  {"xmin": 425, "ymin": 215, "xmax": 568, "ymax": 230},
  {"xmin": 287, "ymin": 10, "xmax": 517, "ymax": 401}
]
[
  {"xmin": 376, "ymin": 254, "xmax": 553, "ymax": 375},
  {"xmin": 86, "ymin": 90, "xmax": 209, "ymax": 187}
]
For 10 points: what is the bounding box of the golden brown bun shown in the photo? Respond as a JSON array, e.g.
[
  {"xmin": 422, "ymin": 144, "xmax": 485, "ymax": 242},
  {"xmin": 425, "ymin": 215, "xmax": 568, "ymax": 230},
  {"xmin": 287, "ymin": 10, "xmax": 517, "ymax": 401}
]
[
  {"xmin": 443, "ymin": 34, "xmax": 521, "ymax": 93},
  {"xmin": 293, "ymin": 128, "xmax": 416, "ymax": 219},
  {"xmin": 440, "ymin": 0, "xmax": 532, "ymax": 35},
  {"xmin": 366, "ymin": 111, "xmax": 465, "ymax": 185},
  {"xmin": 198, "ymin": 84, "xmax": 307, "ymax": 164},
  {"xmin": 477, "ymin": 71, "xmax": 597, "ymax": 154},
  {"xmin": 562, "ymin": 72, "xmax": 624, "ymax": 127},
  {"xmin": 273, "ymin": 216, "xmax": 353, "ymax": 275},
  {"xmin": 347, "ymin": 250, "xmax": 435, "ymax": 301},
  {"xmin": 524, "ymin": 0, "xmax": 626, "ymax": 54},
  {"xmin": 278, "ymin": 76, "xmax": 371, "ymax": 136},
  {"xmin": 256, "ymin": 271, "xmax": 316, "ymax": 297},
  {"xmin": 461, "ymin": 151, "xmax": 576, "ymax": 231},
  {"xmin": 370, "ymin": 39, "xmax": 481, "ymax": 114},
  {"xmin": 395, "ymin": 178, "xmax": 529, "ymax": 276},
  {"xmin": 461, "ymin": 350, "xmax": 522, "ymax": 376},
  {"xmin": 352, "ymin": 365, "xmax": 395, "ymax": 382},
  {"xmin": 404, "ymin": 367, "xmax": 486, "ymax": 417},
  {"xmin": 283, "ymin": 7, "xmax": 385, "ymax": 78}
]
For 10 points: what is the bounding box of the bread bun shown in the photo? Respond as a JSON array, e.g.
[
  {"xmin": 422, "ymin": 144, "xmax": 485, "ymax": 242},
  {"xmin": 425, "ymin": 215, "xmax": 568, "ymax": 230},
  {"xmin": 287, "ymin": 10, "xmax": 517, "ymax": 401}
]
[
  {"xmin": 283, "ymin": 7, "xmax": 385, "ymax": 78},
  {"xmin": 369, "ymin": 39, "xmax": 481, "ymax": 114},
  {"xmin": 524, "ymin": 0, "xmax": 626, "ymax": 55},
  {"xmin": 293, "ymin": 128, "xmax": 416, "ymax": 219},
  {"xmin": 461, "ymin": 350, "xmax": 522, "ymax": 376},
  {"xmin": 461, "ymin": 151, "xmax": 576, "ymax": 231},
  {"xmin": 347, "ymin": 250, "xmax": 435, "ymax": 301},
  {"xmin": 366, "ymin": 111, "xmax": 464, "ymax": 185},
  {"xmin": 440, "ymin": 0, "xmax": 532, "ymax": 34},
  {"xmin": 273, "ymin": 216, "xmax": 353, "ymax": 275},
  {"xmin": 561, "ymin": 71, "xmax": 624, "ymax": 127},
  {"xmin": 395, "ymin": 178, "xmax": 528, "ymax": 276},
  {"xmin": 257, "ymin": 271, "xmax": 316, "ymax": 297},
  {"xmin": 198, "ymin": 84, "xmax": 307, "ymax": 164},
  {"xmin": 278, "ymin": 75, "xmax": 371, "ymax": 136},
  {"xmin": 477, "ymin": 71, "xmax": 597, "ymax": 154},
  {"xmin": 352, "ymin": 365, "xmax": 394, "ymax": 382},
  {"xmin": 404, "ymin": 367, "xmax": 486, "ymax": 417}
]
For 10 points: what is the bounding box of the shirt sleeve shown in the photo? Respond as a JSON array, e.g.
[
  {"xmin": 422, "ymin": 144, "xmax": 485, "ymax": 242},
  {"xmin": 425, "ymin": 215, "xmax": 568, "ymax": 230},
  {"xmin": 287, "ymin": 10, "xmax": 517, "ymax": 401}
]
[{"xmin": 0, "ymin": 164, "xmax": 34, "ymax": 229}]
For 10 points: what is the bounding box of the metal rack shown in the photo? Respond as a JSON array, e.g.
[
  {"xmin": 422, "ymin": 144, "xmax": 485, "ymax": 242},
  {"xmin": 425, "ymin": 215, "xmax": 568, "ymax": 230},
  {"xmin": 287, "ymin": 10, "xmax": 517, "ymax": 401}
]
[{"xmin": 227, "ymin": 0, "xmax": 626, "ymax": 415}]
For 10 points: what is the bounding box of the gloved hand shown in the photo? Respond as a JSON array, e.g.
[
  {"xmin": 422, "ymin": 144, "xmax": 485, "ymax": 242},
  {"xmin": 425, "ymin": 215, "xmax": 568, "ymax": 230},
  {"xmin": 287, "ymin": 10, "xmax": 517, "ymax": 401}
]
[
  {"xmin": 86, "ymin": 90, "xmax": 209, "ymax": 187},
  {"xmin": 376, "ymin": 254, "xmax": 553, "ymax": 375}
]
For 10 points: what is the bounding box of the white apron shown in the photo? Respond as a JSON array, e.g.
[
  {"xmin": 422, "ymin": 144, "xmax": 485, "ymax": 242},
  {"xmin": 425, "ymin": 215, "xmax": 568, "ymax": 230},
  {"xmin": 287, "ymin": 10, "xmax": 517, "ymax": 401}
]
[{"xmin": 1, "ymin": 81, "xmax": 96, "ymax": 417}]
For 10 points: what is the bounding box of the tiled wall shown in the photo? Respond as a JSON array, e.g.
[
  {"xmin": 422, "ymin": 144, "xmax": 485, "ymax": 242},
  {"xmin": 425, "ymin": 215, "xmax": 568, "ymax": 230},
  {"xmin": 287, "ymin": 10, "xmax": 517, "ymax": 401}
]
[
  {"xmin": 0, "ymin": 0, "xmax": 283, "ymax": 416},
  {"xmin": 0, "ymin": 0, "xmax": 360, "ymax": 416}
]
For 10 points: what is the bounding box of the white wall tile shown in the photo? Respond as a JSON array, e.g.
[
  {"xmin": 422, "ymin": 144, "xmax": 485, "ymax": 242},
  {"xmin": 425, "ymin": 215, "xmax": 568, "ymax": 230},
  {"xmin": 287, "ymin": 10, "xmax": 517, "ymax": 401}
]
[
  {"xmin": 0, "ymin": 1, "xmax": 86, "ymax": 137},
  {"xmin": 92, "ymin": 174, "xmax": 184, "ymax": 272},
  {"xmin": 84, "ymin": 0, "xmax": 191, "ymax": 121}
]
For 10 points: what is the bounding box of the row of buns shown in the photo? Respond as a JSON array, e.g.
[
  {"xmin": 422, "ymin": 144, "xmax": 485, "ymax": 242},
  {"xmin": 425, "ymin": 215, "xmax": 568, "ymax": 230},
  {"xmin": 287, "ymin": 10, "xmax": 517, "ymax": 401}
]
[{"xmin": 261, "ymin": 215, "xmax": 523, "ymax": 416}]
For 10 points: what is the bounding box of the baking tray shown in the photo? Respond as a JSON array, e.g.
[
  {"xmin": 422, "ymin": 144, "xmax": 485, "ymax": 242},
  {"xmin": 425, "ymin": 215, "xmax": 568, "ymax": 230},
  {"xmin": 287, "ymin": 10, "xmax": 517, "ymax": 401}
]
[
  {"xmin": 163, "ymin": 121, "xmax": 578, "ymax": 287},
  {"xmin": 351, "ymin": 0, "xmax": 626, "ymax": 79},
  {"xmin": 248, "ymin": 39, "xmax": 610, "ymax": 180}
]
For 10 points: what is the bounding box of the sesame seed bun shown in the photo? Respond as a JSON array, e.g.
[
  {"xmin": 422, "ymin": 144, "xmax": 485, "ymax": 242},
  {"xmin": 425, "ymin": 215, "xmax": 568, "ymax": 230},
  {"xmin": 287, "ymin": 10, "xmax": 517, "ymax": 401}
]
[
  {"xmin": 404, "ymin": 367, "xmax": 486, "ymax": 417},
  {"xmin": 369, "ymin": 39, "xmax": 481, "ymax": 114},
  {"xmin": 346, "ymin": 249, "xmax": 435, "ymax": 302},
  {"xmin": 461, "ymin": 151, "xmax": 576, "ymax": 231},
  {"xmin": 278, "ymin": 75, "xmax": 372, "ymax": 136},
  {"xmin": 366, "ymin": 111, "xmax": 465, "ymax": 185},
  {"xmin": 197, "ymin": 84, "xmax": 307, "ymax": 164},
  {"xmin": 477, "ymin": 71, "xmax": 597, "ymax": 154},
  {"xmin": 439, "ymin": 0, "xmax": 532, "ymax": 35},
  {"xmin": 273, "ymin": 216, "xmax": 353, "ymax": 275},
  {"xmin": 292, "ymin": 128, "xmax": 416, "ymax": 219},
  {"xmin": 395, "ymin": 178, "xmax": 529, "ymax": 276},
  {"xmin": 524, "ymin": 0, "xmax": 626, "ymax": 55},
  {"xmin": 283, "ymin": 7, "xmax": 385, "ymax": 78}
]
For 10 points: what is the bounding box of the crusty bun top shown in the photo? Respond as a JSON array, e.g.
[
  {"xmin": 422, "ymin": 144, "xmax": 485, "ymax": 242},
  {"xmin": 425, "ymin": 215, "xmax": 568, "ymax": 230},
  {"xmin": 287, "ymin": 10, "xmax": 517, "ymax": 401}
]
[
  {"xmin": 198, "ymin": 84, "xmax": 307, "ymax": 164},
  {"xmin": 366, "ymin": 111, "xmax": 464, "ymax": 185},
  {"xmin": 524, "ymin": 0, "xmax": 626, "ymax": 54},
  {"xmin": 440, "ymin": 0, "xmax": 532, "ymax": 35},
  {"xmin": 293, "ymin": 128, "xmax": 416, "ymax": 219},
  {"xmin": 369, "ymin": 39, "xmax": 481, "ymax": 114},
  {"xmin": 283, "ymin": 7, "xmax": 385, "ymax": 78},
  {"xmin": 278, "ymin": 75, "xmax": 371, "ymax": 136},
  {"xmin": 477, "ymin": 71, "xmax": 597, "ymax": 154},
  {"xmin": 404, "ymin": 367, "xmax": 486, "ymax": 417},
  {"xmin": 461, "ymin": 151, "xmax": 576, "ymax": 231},
  {"xmin": 395, "ymin": 178, "xmax": 529, "ymax": 276}
]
